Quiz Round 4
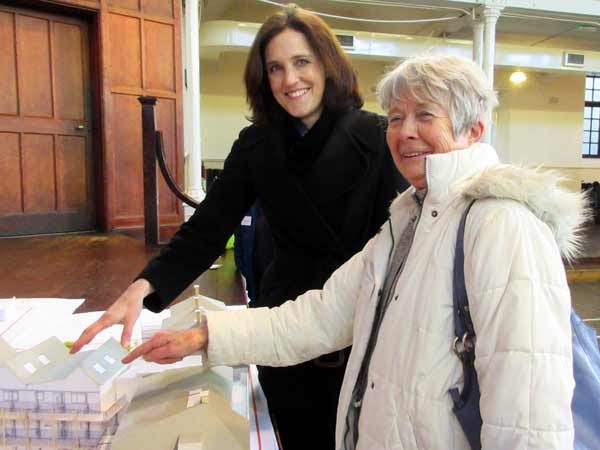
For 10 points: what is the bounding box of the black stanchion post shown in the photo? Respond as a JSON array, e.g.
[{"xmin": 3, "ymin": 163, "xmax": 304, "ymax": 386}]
[{"xmin": 139, "ymin": 96, "xmax": 159, "ymax": 247}]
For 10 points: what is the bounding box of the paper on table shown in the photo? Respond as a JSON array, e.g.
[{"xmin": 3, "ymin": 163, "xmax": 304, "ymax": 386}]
[
  {"xmin": 0, "ymin": 298, "xmax": 84, "ymax": 341},
  {"xmin": 0, "ymin": 299, "xmax": 170, "ymax": 351},
  {"xmin": 0, "ymin": 297, "xmax": 84, "ymax": 312}
]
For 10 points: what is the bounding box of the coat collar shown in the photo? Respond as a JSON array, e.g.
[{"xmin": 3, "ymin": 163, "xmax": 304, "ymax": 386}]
[
  {"xmin": 303, "ymin": 109, "xmax": 384, "ymax": 203},
  {"xmin": 256, "ymin": 109, "xmax": 387, "ymax": 258},
  {"xmin": 389, "ymin": 143, "xmax": 499, "ymax": 215},
  {"xmin": 388, "ymin": 142, "xmax": 589, "ymax": 260}
]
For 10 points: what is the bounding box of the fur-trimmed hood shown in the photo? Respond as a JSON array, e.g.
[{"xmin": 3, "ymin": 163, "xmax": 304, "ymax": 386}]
[{"xmin": 391, "ymin": 143, "xmax": 590, "ymax": 261}]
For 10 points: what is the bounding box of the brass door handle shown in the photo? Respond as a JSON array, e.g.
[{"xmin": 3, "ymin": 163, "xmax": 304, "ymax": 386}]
[{"xmin": 75, "ymin": 124, "xmax": 85, "ymax": 130}]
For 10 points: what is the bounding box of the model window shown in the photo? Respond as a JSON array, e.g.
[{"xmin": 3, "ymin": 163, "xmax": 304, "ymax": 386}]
[
  {"xmin": 93, "ymin": 363, "xmax": 106, "ymax": 374},
  {"xmin": 583, "ymin": 74, "xmax": 600, "ymax": 158}
]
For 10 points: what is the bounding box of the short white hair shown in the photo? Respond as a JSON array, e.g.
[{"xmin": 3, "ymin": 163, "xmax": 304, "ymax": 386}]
[{"xmin": 377, "ymin": 55, "xmax": 498, "ymax": 137}]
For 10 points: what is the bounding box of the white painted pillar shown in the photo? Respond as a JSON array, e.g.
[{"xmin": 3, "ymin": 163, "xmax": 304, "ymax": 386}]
[
  {"xmin": 182, "ymin": 0, "xmax": 205, "ymax": 220},
  {"xmin": 482, "ymin": 6, "xmax": 503, "ymax": 144},
  {"xmin": 482, "ymin": 6, "xmax": 502, "ymax": 87},
  {"xmin": 472, "ymin": 19, "xmax": 484, "ymax": 68}
]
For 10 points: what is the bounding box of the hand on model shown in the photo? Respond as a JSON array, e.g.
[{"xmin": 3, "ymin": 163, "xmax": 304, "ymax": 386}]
[
  {"xmin": 122, "ymin": 326, "xmax": 208, "ymax": 364},
  {"xmin": 69, "ymin": 278, "xmax": 152, "ymax": 354}
]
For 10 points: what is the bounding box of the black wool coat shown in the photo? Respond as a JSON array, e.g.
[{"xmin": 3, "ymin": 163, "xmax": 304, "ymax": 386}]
[{"xmin": 138, "ymin": 108, "xmax": 408, "ymax": 409}]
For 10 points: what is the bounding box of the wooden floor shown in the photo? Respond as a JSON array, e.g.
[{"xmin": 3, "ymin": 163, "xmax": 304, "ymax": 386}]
[
  {"xmin": 0, "ymin": 231, "xmax": 598, "ymax": 338},
  {"xmin": 0, "ymin": 232, "xmax": 246, "ymax": 313}
]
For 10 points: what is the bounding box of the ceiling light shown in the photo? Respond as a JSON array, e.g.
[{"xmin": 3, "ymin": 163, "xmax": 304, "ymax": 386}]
[{"xmin": 509, "ymin": 71, "xmax": 527, "ymax": 84}]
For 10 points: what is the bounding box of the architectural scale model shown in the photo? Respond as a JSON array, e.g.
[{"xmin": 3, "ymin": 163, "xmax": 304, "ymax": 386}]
[
  {"xmin": 0, "ymin": 290, "xmax": 252, "ymax": 450},
  {"xmin": 0, "ymin": 336, "xmax": 128, "ymax": 449}
]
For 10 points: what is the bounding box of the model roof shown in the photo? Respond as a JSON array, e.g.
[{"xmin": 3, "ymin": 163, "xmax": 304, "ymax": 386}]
[
  {"xmin": 6, "ymin": 336, "xmax": 72, "ymax": 384},
  {"xmin": 0, "ymin": 337, "xmax": 17, "ymax": 361},
  {"xmin": 1, "ymin": 336, "xmax": 127, "ymax": 387},
  {"xmin": 79, "ymin": 337, "xmax": 128, "ymax": 385},
  {"xmin": 164, "ymin": 295, "xmax": 226, "ymax": 331}
]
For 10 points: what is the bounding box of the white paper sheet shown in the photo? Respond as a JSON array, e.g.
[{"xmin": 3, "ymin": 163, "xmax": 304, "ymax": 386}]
[{"xmin": 0, "ymin": 298, "xmax": 170, "ymax": 350}]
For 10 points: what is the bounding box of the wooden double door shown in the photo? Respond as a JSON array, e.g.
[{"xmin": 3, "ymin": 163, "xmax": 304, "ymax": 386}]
[{"xmin": 0, "ymin": 5, "xmax": 95, "ymax": 236}]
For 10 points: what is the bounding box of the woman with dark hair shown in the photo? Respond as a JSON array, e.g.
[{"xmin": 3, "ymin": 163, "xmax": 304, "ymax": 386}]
[
  {"xmin": 244, "ymin": 4, "xmax": 363, "ymax": 125},
  {"xmin": 71, "ymin": 4, "xmax": 407, "ymax": 449}
]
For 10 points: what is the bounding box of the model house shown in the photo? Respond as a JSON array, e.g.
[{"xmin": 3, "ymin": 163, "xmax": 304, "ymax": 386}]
[
  {"xmin": 0, "ymin": 336, "xmax": 128, "ymax": 449},
  {"xmin": 0, "ymin": 294, "xmax": 255, "ymax": 450},
  {"xmin": 161, "ymin": 289, "xmax": 225, "ymax": 331},
  {"xmin": 110, "ymin": 366, "xmax": 249, "ymax": 450}
]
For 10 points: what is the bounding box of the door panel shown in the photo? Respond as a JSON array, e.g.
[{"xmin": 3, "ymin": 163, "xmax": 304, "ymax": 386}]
[
  {"xmin": 0, "ymin": 5, "xmax": 94, "ymax": 236},
  {"xmin": 0, "ymin": 133, "xmax": 21, "ymax": 215},
  {"xmin": 144, "ymin": 20, "xmax": 174, "ymax": 91},
  {"xmin": 22, "ymin": 134, "xmax": 55, "ymax": 213},
  {"xmin": 54, "ymin": 22, "xmax": 85, "ymax": 120},
  {"xmin": 17, "ymin": 15, "xmax": 53, "ymax": 118},
  {"xmin": 110, "ymin": 14, "xmax": 141, "ymax": 88},
  {"xmin": 112, "ymin": 94, "xmax": 142, "ymax": 218},
  {"xmin": 0, "ymin": 12, "xmax": 18, "ymax": 116},
  {"xmin": 56, "ymin": 136, "xmax": 87, "ymax": 211},
  {"xmin": 144, "ymin": 0, "xmax": 173, "ymax": 18},
  {"xmin": 110, "ymin": 0, "xmax": 139, "ymax": 11}
]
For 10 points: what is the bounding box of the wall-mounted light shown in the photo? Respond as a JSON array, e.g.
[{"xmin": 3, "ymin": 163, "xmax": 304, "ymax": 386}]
[{"xmin": 509, "ymin": 71, "xmax": 527, "ymax": 84}]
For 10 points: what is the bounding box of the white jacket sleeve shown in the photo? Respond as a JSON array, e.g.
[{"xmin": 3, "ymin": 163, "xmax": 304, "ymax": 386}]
[
  {"xmin": 465, "ymin": 200, "xmax": 574, "ymax": 450},
  {"xmin": 205, "ymin": 238, "xmax": 375, "ymax": 367}
]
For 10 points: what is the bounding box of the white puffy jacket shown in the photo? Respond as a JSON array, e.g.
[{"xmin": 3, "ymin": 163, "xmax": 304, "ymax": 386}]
[{"xmin": 206, "ymin": 143, "xmax": 588, "ymax": 450}]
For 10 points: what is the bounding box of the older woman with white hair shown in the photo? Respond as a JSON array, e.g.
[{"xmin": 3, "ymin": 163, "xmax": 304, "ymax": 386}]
[{"xmin": 124, "ymin": 55, "xmax": 586, "ymax": 450}]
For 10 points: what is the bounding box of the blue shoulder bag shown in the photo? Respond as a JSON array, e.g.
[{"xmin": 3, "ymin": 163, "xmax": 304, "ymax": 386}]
[{"xmin": 451, "ymin": 200, "xmax": 600, "ymax": 450}]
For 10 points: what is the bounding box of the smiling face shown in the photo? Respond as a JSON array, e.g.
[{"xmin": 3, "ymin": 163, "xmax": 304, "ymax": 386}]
[
  {"xmin": 264, "ymin": 28, "xmax": 326, "ymax": 129},
  {"xmin": 386, "ymin": 97, "xmax": 483, "ymax": 189}
]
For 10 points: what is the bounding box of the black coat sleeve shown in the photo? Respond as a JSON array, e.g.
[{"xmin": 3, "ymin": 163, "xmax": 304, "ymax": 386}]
[{"xmin": 138, "ymin": 133, "xmax": 257, "ymax": 312}]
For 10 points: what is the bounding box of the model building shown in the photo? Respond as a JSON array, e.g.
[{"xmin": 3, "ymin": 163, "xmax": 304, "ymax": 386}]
[{"xmin": 0, "ymin": 337, "xmax": 128, "ymax": 449}]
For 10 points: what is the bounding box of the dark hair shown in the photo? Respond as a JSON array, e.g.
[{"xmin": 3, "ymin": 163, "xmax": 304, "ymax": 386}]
[{"xmin": 244, "ymin": 4, "xmax": 363, "ymax": 125}]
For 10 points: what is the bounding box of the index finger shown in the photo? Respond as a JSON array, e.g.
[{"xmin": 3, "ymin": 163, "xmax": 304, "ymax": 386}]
[
  {"xmin": 69, "ymin": 315, "xmax": 115, "ymax": 354},
  {"xmin": 122, "ymin": 333, "xmax": 169, "ymax": 364}
]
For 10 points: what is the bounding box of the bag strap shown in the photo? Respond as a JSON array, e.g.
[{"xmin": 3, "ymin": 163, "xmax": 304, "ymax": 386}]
[
  {"xmin": 450, "ymin": 199, "xmax": 484, "ymax": 450},
  {"xmin": 453, "ymin": 200, "xmax": 477, "ymax": 350}
]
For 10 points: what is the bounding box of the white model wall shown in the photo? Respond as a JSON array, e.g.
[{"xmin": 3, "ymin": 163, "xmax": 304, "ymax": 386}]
[{"xmin": 199, "ymin": 52, "xmax": 600, "ymax": 190}]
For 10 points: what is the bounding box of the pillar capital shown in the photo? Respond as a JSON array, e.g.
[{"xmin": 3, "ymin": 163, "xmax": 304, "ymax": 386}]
[
  {"xmin": 473, "ymin": 4, "xmax": 504, "ymax": 20},
  {"xmin": 482, "ymin": 4, "xmax": 504, "ymax": 21}
]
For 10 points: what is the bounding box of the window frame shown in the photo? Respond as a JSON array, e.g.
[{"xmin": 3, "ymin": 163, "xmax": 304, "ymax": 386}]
[{"xmin": 583, "ymin": 73, "xmax": 600, "ymax": 158}]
